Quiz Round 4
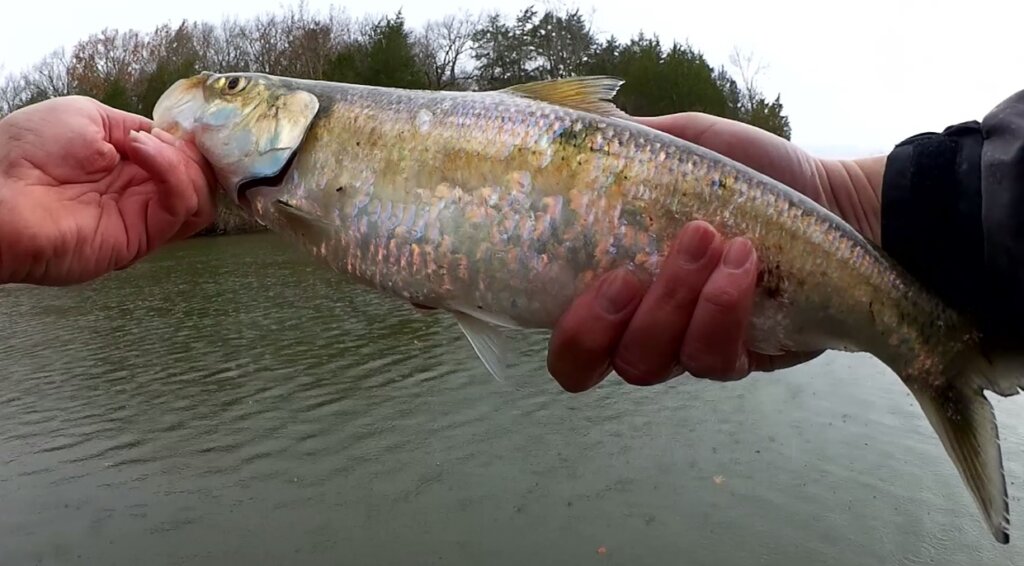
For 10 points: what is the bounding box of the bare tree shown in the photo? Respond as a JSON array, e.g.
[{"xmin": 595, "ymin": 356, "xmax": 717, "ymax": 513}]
[
  {"xmin": 0, "ymin": 68, "xmax": 16, "ymax": 117},
  {"xmin": 27, "ymin": 49, "xmax": 73, "ymax": 98},
  {"xmin": 203, "ymin": 18, "xmax": 252, "ymax": 72},
  {"xmin": 278, "ymin": 1, "xmax": 344, "ymax": 79},
  {"xmin": 528, "ymin": 7, "xmax": 598, "ymax": 79},
  {"xmin": 728, "ymin": 46, "xmax": 767, "ymax": 110},
  {"xmin": 415, "ymin": 12, "xmax": 480, "ymax": 90},
  {"xmin": 67, "ymin": 28, "xmax": 147, "ymax": 99}
]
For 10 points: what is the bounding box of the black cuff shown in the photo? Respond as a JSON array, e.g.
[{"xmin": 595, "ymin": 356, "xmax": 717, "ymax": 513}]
[
  {"xmin": 979, "ymin": 90, "xmax": 1024, "ymax": 344},
  {"xmin": 880, "ymin": 121, "xmax": 986, "ymax": 323},
  {"xmin": 881, "ymin": 88, "xmax": 1024, "ymax": 345}
]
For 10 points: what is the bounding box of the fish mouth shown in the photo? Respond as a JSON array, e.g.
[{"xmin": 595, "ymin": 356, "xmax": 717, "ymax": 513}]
[
  {"xmin": 152, "ymin": 73, "xmax": 210, "ymax": 136},
  {"xmin": 233, "ymin": 149, "xmax": 301, "ymax": 212}
]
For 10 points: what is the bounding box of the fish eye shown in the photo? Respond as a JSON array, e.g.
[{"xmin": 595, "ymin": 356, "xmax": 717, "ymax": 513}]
[{"xmin": 222, "ymin": 76, "xmax": 248, "ymax": 95}]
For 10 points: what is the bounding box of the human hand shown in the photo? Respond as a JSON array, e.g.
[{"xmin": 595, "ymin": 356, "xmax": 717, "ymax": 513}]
[
  {"xmin": 0, "ymin": 95, "xmax": 216, "ymax": 286},
  {"xmin": 546, "ymin": 112, "xmax": 884, "ymax": 392}
]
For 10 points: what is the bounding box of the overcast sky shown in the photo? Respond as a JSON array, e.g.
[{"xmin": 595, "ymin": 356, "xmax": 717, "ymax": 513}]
[{"xmin": 2, "ymin": 0, "xmax": 1021, "ymax": 157}]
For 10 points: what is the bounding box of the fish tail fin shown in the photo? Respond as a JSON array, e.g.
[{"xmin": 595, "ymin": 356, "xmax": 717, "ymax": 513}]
[{"xmin": 902, "ymin": 347, "xmax": 1024, "ymax": 544}]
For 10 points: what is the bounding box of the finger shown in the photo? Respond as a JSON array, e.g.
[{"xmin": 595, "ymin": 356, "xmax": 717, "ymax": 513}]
[
  {"xmin": 611, "ymin": 221, "xmax": 724, "ymax": 386},
  {"xmin": 547, "ymin": 269, "xmax": 645, "ymax": 393},
  {"xmin": 170, "ymin": 198, "xmax": 217, "ymax": 242},
  {"xmin": 125, "ymin": 130, "xmax": 211, "ymax": 244},
  {"xmin": 99, "ymin": 104, "xmax": 155, "ymax": 155},
  {"xmin": 680, "ymin": 238, "xmax": 758, "ymax": 381},
  {"xmin": 149, "ymin": 129, "xmax": 218, "ymax": 240},
  {"xmin": 150, "ymin": 127, "xmax": 206, "ymax": 164}
]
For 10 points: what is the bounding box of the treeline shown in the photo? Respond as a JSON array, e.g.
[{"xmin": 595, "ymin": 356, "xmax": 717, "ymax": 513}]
[{"xmin": 0, "ymin": 2, "xmax": 792, "ymax": 234}]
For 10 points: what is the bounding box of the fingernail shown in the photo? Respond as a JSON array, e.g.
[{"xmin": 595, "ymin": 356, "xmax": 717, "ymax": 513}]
[
  {"xmin": 678, "ymin": 222, "xmax": 715, "ymax": 264},
  {"xmin": 597, "ymin": 270, "xmax": 638, "ymax": 316},
  {"xmin": 130, "ymin": 130, "xmax": 154, "ymax": 146},
  {"xmin": 722, "ymin": 239, "xmax": 753, "ymax": 271},
  {"xmin": 152, "ymin": 127, "xmax": 182, "ymax": 146}
]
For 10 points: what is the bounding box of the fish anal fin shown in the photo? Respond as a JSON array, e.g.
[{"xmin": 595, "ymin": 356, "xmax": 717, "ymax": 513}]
[
  {"xmin": 452, "ymin": 311, "xmax": 512, "ymax": 384},
  {"xmin": 500, "ymin": 76, "xmax": 629, "ymax": 119},
  {"xmin": 905, "ymin": 375, "xmax": 1010, "ymax": 544}
]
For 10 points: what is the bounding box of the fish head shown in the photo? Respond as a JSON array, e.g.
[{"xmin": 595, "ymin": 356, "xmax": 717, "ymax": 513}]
[{"xmin": 152, "ymin": 71, "xmax": 320, "ymax": 208}]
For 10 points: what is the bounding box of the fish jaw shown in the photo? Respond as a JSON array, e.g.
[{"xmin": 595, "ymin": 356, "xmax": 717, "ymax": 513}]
[{"xmin": 152, "ymin": 72, "xmax": 321, "ymax": 208}]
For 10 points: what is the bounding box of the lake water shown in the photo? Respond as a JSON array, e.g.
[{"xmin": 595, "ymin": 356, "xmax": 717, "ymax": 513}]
[{"xmin": 2, "ymin": 233, "xmax": 1023, "ymax": 565}]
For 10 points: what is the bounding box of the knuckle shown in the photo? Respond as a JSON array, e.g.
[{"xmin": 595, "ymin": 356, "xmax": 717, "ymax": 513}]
[
  {"xmin": 82, "ymin": 144, "xmax": 118, "ymax": 174},
  {"xmin": 658, "ymin": 275, "xmax": 705, "ymax": 313},
  {"xmin": 648, "ymin": 265, "xmax": 713, "ymax": 316},
  {"xmin": 700, "ymin": 284, "xmax": 743, "ymax": 312}
]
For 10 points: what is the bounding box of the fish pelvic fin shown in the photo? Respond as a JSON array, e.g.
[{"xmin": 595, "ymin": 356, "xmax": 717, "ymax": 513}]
[
  {"xmin": 499, "ymin": 76, "xmax": 630, "ymax": 119},
  {"xmin": 451, "ymin": 311, "xmax": 512, "ymax": 384},
  {"xmin": 904, "ymin": 348, "xmax": 1024, "ymax": 545}
]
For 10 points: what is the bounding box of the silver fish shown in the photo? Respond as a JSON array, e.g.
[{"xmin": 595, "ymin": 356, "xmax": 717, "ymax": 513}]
[{"xmin": 153, "ymin": 71, "xmax": 1024, "ymax": 543}]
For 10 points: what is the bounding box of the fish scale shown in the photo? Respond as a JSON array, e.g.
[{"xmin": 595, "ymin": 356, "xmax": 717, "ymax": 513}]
[{"xmin": 154, "ymin": 71, "xmax": 1024, "ymax": 544}]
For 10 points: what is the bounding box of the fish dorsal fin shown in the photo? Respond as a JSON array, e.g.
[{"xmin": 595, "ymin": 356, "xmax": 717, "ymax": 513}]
[{"xmin": 499, "ymin": 76, "xmax": 629, "ymax": 119}]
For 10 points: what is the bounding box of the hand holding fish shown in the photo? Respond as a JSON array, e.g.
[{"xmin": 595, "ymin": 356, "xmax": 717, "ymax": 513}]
[
  {"xmin": 546, "ymin": 112, "xmax": 883, "ymax": 392},
  {"xmin": 0, "ymin": 96, "xmax": 216, "ymax": 286}
]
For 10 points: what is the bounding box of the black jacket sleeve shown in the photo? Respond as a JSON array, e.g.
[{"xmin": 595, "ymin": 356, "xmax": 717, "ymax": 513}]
[{"xmin": 880, "ymin": 89, "xmax": 1024, "ymax": 348}]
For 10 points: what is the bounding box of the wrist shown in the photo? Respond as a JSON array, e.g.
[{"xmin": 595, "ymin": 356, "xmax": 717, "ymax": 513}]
[
  {"xmin": 0, "ymin": 183, "xmax": 13, "ymax": 285},
  {"xmin": 815, "ymin": 155, "xmax": 886, "ymax": 245}
]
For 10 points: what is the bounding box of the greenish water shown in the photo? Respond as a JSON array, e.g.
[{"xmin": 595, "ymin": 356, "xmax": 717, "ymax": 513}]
[{"xmin": 2, "ymin": 233, "xmax": 1023, "ymax": 565}]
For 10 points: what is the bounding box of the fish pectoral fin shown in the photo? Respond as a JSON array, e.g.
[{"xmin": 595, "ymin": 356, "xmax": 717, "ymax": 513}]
[
  {"xmin": 906, "ymin": 377, "xmax": 1010, "ymax": 544},
  {"xmin": 500, "ymin": 76, "xmax": 629, "ymax": 119},
  {"xmin": 451, "ymin": 311, "xmax": 512, "ymax": 384},
  {"xmin": 272, "ymin": 199, "xmax": 334, "ymax": 238}
]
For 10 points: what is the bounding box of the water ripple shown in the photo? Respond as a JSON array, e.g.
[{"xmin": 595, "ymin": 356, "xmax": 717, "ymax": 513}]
[{"xmin": 2, "ymin": 233, "xmax": 1024, "ymax": 565}]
